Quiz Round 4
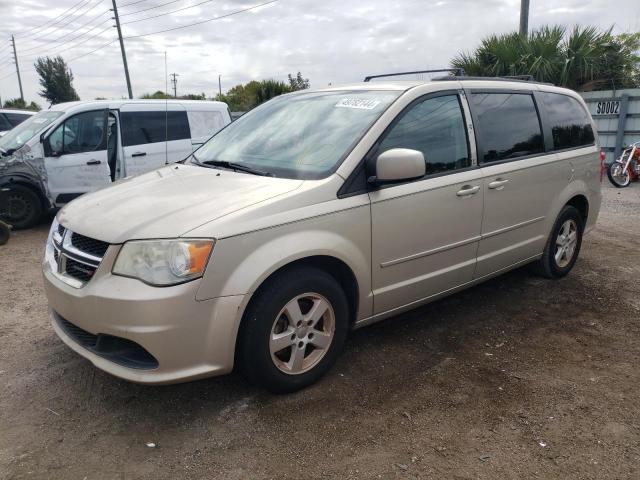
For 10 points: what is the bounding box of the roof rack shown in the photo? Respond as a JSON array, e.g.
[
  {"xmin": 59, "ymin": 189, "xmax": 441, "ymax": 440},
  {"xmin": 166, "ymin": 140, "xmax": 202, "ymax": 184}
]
[
  {"xmin": 431, "ymin": 75, "xmax": 553, "ymax": 85},
  {"xmin": 363, "ymin": 68, "xmax": 465, "ymax": 82}
]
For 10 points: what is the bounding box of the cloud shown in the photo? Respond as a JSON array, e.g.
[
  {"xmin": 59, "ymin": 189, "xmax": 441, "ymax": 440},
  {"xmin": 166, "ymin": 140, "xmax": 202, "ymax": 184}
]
[{"xmin": 0, "ymin": 0, "xmax": 638, "ymax": 103}]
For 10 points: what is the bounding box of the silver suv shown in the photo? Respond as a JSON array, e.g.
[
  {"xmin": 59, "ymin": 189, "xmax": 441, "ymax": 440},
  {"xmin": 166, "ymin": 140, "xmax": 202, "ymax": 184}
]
[{"xmin": 43, "ymin": 78, "xmax": 601, "ymax": 392}]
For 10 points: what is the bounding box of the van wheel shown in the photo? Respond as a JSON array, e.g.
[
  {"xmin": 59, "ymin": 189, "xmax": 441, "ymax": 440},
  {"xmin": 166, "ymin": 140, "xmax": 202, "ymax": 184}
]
[
  {"xmin": 0, "ymin": 185, "xmax": 42, "ymax": 229},
  {"xmin": 532, "ymin": 205, "xmax": 584, "ymax": 279},
  {"xmin": 238, "ymin": 266, "xmax": 349, "ymax": 393}
]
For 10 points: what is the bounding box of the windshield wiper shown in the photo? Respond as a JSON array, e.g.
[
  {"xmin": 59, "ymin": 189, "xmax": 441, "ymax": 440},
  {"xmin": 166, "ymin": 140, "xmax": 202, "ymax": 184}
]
[{"xmin": 195, "ymin": 157, "xmax": 273, "ymax": 177}]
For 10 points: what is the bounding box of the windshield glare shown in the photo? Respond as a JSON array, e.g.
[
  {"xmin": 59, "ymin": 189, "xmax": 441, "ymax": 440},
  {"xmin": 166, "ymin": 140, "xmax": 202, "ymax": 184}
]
[
  {"xmin": 193, "ymin": 90, "xmax": 400, "ymax": 179},
  {"xmin": 0, "ymin": 111, "xmax": 63, "ymax": 154}
]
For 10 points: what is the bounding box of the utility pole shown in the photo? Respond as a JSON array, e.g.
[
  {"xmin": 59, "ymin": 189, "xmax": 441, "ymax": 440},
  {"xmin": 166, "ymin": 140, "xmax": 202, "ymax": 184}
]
[
  {"xmin": 218, "ymin": 75, "xmax": 222, "ymax": 97},
  {"xmin": 519, "ymin": 0, "xmax": 530, "ymax": 36},
  {"xmin": 111, "ymin": 0, "xmax": 133, "ymax": 99},
  {"xmin": 169, "ymin": 73, "xmax": 179, "ymax": 97},
  {"xmin": 10, "ymin": 35, "xmax": 24, "ymax": 102}
]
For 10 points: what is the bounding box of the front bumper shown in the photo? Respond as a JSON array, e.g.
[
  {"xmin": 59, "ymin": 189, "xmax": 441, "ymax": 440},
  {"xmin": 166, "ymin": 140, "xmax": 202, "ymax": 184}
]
[{"xmin": 43, "ymin": 247, "xmax": 246, "ymax": 385}]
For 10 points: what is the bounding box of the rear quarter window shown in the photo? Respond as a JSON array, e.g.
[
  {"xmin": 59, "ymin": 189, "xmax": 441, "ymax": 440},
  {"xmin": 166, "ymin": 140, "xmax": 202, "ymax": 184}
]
[
  {"xmin": 186, "ymin": 111, "xmax": 225, "ymax": 140},
  {"xmin": 120, "ymin": 111, "xmax": 191, "ymax": 146},
  {"xmin": 470, "ymin": 92, "xmax": 544, "ymax": 163},
  {"xmin": 540, "ymin": 92, "xmax": 595, "ymax": 150}
]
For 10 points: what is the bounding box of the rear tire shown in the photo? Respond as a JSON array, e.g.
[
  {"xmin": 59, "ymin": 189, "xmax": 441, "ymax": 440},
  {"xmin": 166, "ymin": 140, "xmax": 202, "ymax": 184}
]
[
  {"xmin": 238, "ymin": 266, "xmax": 349, "ymax": 393},
  {"xmin": 607, "ymin": 161, "xmax": 631, "ymax": 188},
  {"xmin": 531, "ymin": 205, "xmax": 584, "ymax": 279},
  {"xmin": 0, "ymin": 185, "xmax": 42, "ymax": 229}
]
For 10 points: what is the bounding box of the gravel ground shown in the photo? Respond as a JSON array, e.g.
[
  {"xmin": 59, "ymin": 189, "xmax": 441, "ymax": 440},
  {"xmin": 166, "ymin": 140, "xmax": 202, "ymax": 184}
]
[{"xmin": 1, "ymin": 184, "xmax": 639, "ymax": 479}]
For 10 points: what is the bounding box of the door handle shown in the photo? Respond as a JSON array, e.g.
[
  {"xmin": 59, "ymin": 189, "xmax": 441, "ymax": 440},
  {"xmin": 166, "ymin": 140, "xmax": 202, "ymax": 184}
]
[
  {"xmin": 86, "ymin": 160, "xmax": 101, "ymax": 165},
  {"xmin": 131, "ymin": 152, "xmax": 147, "ymax": 157},
  {"xmin": 456, "ymin": 185, "xmax": 480, "ymax": 197},
  {"xmin": 488, "ymin": 178, "xmax": 509, "ymax": 190}
]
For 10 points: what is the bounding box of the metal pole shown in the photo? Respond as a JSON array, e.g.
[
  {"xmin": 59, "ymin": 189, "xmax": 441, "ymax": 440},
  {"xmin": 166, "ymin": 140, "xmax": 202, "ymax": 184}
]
[
  {"xmin": 519, "ymin": 0, "xmax": 530, "ymax": 36},
  {"xmin": 613, "ymin": 93, "xmax": 630, "ymax": 162},
  {"xmin": 218, "ymin": 75, "xmax": 222, "ymax": 96},
  {"xmin": 169, "ymin": 73, "xmax": 178, "ymax": 98},
  {"xmin": 111, "ymin": 0, "xmax": 133, "ymax": 99},
  {"xmin": 11, "ymin": 35, "xmax": 24, "ymax": 102}
]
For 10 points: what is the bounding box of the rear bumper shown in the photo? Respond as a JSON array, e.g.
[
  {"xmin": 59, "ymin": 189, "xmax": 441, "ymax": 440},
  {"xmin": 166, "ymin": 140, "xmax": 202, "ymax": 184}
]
[{"xmin": 43, "ymin": 262, "xmax": 246, "ymax": 385}]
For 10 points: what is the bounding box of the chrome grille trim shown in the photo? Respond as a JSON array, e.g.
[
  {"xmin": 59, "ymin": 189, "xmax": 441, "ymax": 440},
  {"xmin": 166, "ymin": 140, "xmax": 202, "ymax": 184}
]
[{"xmin": 48, "ymin": 227, "xmax": 110, "ymax": 287}]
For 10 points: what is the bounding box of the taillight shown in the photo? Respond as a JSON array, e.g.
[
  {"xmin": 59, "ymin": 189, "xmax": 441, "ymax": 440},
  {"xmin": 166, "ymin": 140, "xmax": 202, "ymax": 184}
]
[{"xmin": 599, "ymin": 150, "xmax": 606, "ymax": 182}]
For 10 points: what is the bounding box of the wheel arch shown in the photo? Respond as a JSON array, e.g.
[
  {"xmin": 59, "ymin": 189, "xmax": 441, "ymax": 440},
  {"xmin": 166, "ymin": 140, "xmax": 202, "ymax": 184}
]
[{"xmin": 0, "ymin": 174, "xmax": 51, "ymax": 211}]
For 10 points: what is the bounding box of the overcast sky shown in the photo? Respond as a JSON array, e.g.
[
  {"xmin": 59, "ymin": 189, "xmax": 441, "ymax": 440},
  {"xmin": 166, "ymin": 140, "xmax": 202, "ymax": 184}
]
[{"xmin": 0, "ymin": 0, "xmax": 639, "ymax": 104}]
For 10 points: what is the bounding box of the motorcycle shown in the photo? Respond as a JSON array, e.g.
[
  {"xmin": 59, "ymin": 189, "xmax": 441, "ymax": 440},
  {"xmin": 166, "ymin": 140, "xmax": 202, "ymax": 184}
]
[{"xmin": 607, "ymin": 141, "xmax": 640, "ymax": 188}]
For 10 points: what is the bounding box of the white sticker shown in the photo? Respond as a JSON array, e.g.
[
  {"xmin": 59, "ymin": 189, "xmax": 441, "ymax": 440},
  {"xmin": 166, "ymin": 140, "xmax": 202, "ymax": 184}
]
[{"xmin": 335, "ymin": 98, "xmax": 381, "ymax": 110}]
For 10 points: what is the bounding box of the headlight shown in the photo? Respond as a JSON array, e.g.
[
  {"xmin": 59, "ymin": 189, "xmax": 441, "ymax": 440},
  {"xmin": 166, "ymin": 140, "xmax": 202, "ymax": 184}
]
[{"xmin": 112, "ymin": 239, "xmax": 214, "ymax": 286}]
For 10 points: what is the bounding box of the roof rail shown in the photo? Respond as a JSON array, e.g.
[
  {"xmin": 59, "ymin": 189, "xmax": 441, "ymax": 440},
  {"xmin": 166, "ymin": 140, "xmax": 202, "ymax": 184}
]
[
  {"xmin": 363, "ymin": 68, "xmax": 465, "ymax": 82},
  {"xmin": 432, "ymin": 74, "xmax": 551, "ymax": 85}
]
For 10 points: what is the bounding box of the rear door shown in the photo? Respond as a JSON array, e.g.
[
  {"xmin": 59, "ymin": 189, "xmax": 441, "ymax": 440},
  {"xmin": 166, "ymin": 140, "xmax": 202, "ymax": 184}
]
[
  {"xmin": 119, "ymin": 104, "xmax": 192, "ymax": 176},
  {"xmin": 44, "ymin": 109, "xmax": 111, "ymax": 205},
  {"xmin": 468, "ymin": 90, "xmax": 570, "ymax": 278}
]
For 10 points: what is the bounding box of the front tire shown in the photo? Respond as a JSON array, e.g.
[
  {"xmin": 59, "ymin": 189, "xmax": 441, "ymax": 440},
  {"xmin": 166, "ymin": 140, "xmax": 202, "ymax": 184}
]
[
  {"xmin": 0, "ymin": 185, "xmax": 43, "ymax": 229},
  {"xmin": 607, "ymin": 161, "xmax": 631, "ymax": 188},
  {"xmin": 238, "ymin": 266, "xmax": 349, "ymax": 393},
  {"xmin": 532, "ymin": 205, "xmax": 584, "ymax": 279}
]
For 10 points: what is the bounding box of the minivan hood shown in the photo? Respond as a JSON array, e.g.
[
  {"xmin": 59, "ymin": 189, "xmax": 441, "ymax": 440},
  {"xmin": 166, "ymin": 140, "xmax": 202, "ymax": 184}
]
[{"xmin": 58, "ymin": 164, "xmax": 303, "ymax": 243}]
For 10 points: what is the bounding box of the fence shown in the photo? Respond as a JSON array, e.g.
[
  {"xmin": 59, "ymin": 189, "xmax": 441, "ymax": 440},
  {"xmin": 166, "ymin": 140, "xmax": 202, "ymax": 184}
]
[{"xmin": 580, "ymin": 88, "xmax": 640, "ymax": 164}]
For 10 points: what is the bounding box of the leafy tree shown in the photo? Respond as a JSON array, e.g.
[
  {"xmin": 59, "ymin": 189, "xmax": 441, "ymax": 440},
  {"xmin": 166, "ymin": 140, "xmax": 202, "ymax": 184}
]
[
  {"xmin": 451, "ymin": 26, "xmax": 640, "ymax": 90},
  {"xmin": 140, "ymin": 90, "xmax": 171, "ymax": 99},
  {"xmin": 34, "ymin": 56, "xmax": 80, "ymax": 104},
  {"xmin": 288, "ymin": 71, "xmax": 310, "ymax": 91},
  {"xmin": 216, "ymin": 72, "xmax": 311, "ymax": 111},
  {"xmin": 3, "ymin": 98, "xmax": 41, "ymax": 111}
]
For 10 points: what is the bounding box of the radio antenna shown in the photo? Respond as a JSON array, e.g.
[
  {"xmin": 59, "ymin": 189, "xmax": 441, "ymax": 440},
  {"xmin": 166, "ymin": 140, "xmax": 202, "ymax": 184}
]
[{"xmin": 164, "ymin": 51, "xmax": 169, "ymax": 165}]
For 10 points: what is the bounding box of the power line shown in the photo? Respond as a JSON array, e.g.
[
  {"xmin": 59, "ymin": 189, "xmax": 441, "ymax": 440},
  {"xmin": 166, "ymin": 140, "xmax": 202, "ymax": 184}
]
[
  {"xmin": 16, "ymin": 0, "xmax": 89, "ymax": 38},
  {"xmin": 119, "ymin": 0, "xmax": 182, "ymax": 17},
  {"xmin": 19, "ymin": 14, "xmax": 112, "ymax": 54},
  {"xmin": 121, "ymin": 0, "xmax": 219, "ymax": 25},
  {"xmin": 124, "ymin": 0, "xmax": 280, "ymax": 39},
  {"xmin": 118, "ymin": 0, "xmax": 148, "ymax": 8},
  {"xmin": 22, "ymin": 0, "xmax": 107, "ymax": 45},
  {"xmin": 21, "ymin": 25, "xmax": 115, "ymax": 62},
  {"xmin": 18, "ymin": 0, "xmax": 95, "ymax": 40}
]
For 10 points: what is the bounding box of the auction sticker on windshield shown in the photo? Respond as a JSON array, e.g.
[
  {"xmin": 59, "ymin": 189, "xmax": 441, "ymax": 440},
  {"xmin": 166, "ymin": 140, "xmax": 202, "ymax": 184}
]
[{"xmin": 335, "ymin": 98, "xmax": 382, "ymax": 110}]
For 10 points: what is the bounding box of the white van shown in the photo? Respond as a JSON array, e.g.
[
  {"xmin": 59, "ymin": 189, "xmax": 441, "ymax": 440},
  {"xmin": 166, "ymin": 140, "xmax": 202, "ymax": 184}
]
[
  {"xmin": 0, "ymin": 100, "xmax": 231, "ymax": 228},
  {"xmin": 0, "ymin": 108, "xmax": 36, "ymax": 136}
]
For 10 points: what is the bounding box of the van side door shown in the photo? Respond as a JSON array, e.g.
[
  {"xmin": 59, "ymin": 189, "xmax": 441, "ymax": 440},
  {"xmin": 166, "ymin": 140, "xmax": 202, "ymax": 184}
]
[
  {"xmin": 369, "ymin": 92, "xmax": 483, "ymax": 315},
  {"xmin": 43, "ymin": 109, "xmax": 111, "ymax": 206},
  {"xmin": 468, "ymin": 90, "xmax": 569, "ymax": 278},
  {"xmin": 119, "ymin": 104, "xmax": 192, "ymax": 176}
]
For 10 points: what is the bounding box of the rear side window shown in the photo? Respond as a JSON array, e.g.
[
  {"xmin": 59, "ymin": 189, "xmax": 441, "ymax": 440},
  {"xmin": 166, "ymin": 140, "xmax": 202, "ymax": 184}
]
[
  {"xmin": 120, "ymin": 111, "xmax": 190, "ymax": 147},
  {"xmin": 4, "ymin": 112, "xmax": 31, "ymax": 127},
  {"xmin": 187, "ymin": 111, "xmax": 225, "ymax": 139},
  {"xmin": 377, "ymin": 94, "xmax": 470, "ymax": 175},
  {"xmin": 541, "ymin": 92, "xmax": 594, "ymax": 150},
  {"xmin": 470, "ymin": 93, "xmax": 544, "ymax": 162}
]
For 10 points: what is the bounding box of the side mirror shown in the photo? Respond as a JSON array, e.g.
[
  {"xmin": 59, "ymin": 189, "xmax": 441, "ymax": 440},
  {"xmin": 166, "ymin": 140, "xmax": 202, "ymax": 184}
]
[{"xmin": 369, "ymin": 148, "xmax": 426, "ymax": 184}]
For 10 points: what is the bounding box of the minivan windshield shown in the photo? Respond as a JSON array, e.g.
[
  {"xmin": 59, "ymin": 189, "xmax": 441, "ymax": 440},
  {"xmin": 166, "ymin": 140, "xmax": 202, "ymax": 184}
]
[
  {"xmin": 0, "ymin": 110, "xmax": 63, "ymax": 156},
  {"xmin": 192, "ymin": 90, "xmax": 400, "ymax": 179}
]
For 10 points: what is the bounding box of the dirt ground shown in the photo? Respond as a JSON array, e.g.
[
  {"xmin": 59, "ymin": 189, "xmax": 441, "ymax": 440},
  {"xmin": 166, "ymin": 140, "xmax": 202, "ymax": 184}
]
[{"xmin": 1, "ymin": 184, "xmax": 639, "ymax": 480}]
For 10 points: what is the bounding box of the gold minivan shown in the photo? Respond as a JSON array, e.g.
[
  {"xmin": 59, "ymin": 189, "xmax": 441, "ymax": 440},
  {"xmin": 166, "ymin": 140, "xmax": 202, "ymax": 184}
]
[{"xmin": 43, "ymin": 77, "xmax": 601, "ymax": 392}]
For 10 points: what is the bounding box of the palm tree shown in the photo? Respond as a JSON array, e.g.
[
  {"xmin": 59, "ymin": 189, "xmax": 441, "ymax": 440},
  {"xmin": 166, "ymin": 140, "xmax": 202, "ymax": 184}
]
[{"xmin": 451, "ymin": 26, "xmax": 640, "ymax": 90}]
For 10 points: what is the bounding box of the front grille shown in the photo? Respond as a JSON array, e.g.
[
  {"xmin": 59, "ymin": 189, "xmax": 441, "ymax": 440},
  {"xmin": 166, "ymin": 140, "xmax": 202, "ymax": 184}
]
[
  {"xmin": 55, "ymin": 313, "xmax": 158, "ymax": 370},
  {"xmin": 71, "ymin": 233, "xmax": 109, "ymax": 258},
  {"xmin": 50, "ymin": 228, "xmax": 110, "ymax": 286},
  {"xmin": 65, "ymin": 258, "xmax": 96, "ymax": 283}
]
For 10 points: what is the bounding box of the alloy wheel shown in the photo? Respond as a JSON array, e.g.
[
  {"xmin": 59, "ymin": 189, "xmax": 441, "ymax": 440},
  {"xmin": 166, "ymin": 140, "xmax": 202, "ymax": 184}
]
[
  {"xmin": 269, "ymin": 293, "xmax": 335, "ymax": 375},
  {"xmin": 554, "ymin": 219, "xmax": 578, "ymax": 268}
]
